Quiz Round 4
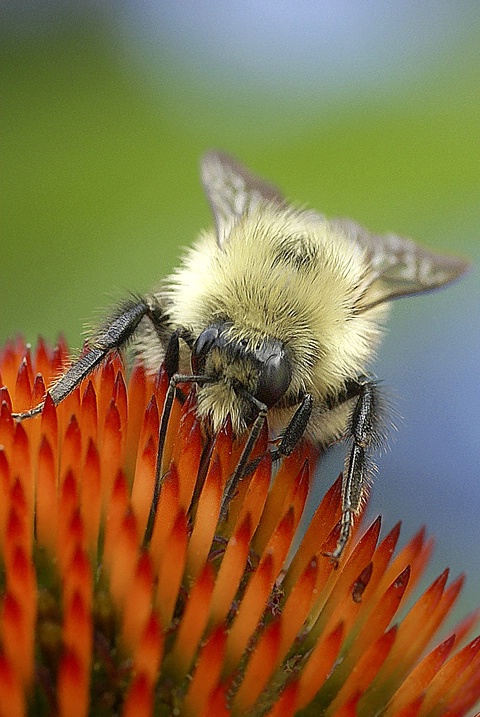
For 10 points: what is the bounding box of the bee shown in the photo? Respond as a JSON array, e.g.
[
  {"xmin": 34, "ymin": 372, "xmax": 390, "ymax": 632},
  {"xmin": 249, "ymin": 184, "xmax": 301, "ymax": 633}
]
[{"xmin": 14, "ymin": 151, "xmax": 469, "ymax": 559}]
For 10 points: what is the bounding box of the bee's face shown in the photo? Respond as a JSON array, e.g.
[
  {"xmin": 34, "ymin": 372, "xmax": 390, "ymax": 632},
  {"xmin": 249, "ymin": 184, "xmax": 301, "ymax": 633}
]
[{"xmin": 191, "ymin": 322, "xmax": 292, "ymax": 434}]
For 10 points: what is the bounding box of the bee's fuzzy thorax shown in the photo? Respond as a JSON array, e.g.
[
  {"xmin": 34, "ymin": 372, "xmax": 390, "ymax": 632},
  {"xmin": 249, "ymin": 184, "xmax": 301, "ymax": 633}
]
[{"xmin": 163, "ymin": 202, "xmax": 388, "ymax": 407}]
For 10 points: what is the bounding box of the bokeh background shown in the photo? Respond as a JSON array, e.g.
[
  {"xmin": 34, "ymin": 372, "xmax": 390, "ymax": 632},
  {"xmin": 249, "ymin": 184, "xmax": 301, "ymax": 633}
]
[{"xmin": 2, "ymin": 1, "xmax": 479, "ymax": 627}]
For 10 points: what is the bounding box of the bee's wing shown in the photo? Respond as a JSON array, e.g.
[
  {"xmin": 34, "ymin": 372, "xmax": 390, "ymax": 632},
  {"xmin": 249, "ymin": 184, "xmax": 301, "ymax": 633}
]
[
  {"xmin": 330, "ymin": 217, "xmax": 470, "ymax": 308},
  {"xmin": 201, "ymin": 150, "xmax": 285, "ymax": 248}
]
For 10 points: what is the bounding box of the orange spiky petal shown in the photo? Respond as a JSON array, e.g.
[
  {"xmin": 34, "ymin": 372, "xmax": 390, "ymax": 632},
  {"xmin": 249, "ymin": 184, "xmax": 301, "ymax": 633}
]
[
  {"xmin": 132, "ymin": 612, "xmax": 164, "ymax": 686},
  {"xmin": 81, "ymin": 439, "xmax": 102, "ymax": 552},
  {"xmin": 226, "ymin": 509, "xmax": 295, "ymax": 671},
  {"xmin": 5, "ymin": 480, "xmax": 30, "ymax": 569},
  {"xmin": 448, "ymin": 608, "xmax": 480, "ymax": 647},
  {"xmin": 95, "ymin": 357, "xmax": 115, "ymax": 428},
  {"xmin": 161, "ymin": 391, "xmax": 184, "ymax": 471},
  {"xmin": 130, "ymin": 398, "xmax": 159, "ymax": 534},
  {"xmin": 14, "ymin": 358, "xmax": 32, "ymax": 414},
  {"xmin": 36, "ymin": 435, "xmax": 58, "ymax": 551},
  {"xmin": 252, "ymin": 451, "xmax": 309, "ymax": 555},
  {"xmin": 57, "ymin": 648, "xmax": 90, "ymax": 717},
  {"xmin": 280, "ymin": 557, "xmax": 319, "ymax": 657},
  {"xmin": 121, "ymin": 673, "xmax": 153, "ymax": 717},
  {"xmin": 124, "ymin": 363, "xmax": 150, "ymax": 476},
  {"xmin": 308, "ymin": 516, "xmax": 382, "ymax": 639},
  {"xmin": 233, "ymin": 618, "xmax": 283, "ymax": 713},
  {"xmin": 427, "ymin": 573, "xmax": 466, "ymax": 642},
  {"xmin": 187, "ymin": 455, "xmax": 223, "ymax": 580},
  {"xmin": 11, "ymin": 423, "xmax": 33, "ymax": 525},
  {"xmin": 62, "ymin": 590, "xmax": 92, "ymax": 677},
  {"xmin": 176, "ymin": 418, "xmax": 204, "ymax": 511},
  {"xmin": 333, "ymin": 564, "xmax": 410, "ymax": 687},
  {"xmin": 33, "ymin": 337, "xmax": 51, "ymax": 378},
  {"xmin": 113, "ymin": 371, "xmax": 128, "ymax": 440},
  {"xmin": 198, "ymin": 684, "xmax": 230, "ymax": 717},
  {"xmin": 122, "ymin": 551, "xmax": 155, "ymax": 650},
  {"xmin": 0, "ymin": 402, "xmax": 15, "ymax": 459},
  {"xmin": 59, "ymin": 417, "xmax": 82, "ymax": 487},
  {"xmin": 6, "ymin": 544, "xmax": 36, "ymax": 642},
  {"xmin": 57, "ymin": 472, "xmax": 82, "ymax": 576},
  {"xmin": 109, "ymin": 509, "xmax": 139, "ymax": 608},
  {"xmin": 169, "ymin": 563, "xmax": 216, "ymax": 677},
  {"xmin": 0, "ymin": 653, "xmax": 26, "ymax": 717},
  {"xmin": 149, "ymin": 464, "xmax": 180, "ymax": 572},
  {"xmin": 1, "ymin": 589, "xmax": 35, "ymax": 688},
  {"xmin": 101, "ymin": 400, "xmax": 123, "ymax": 504},
  {"xmin": 264, "ymin": 681, "xmax": 299, "ymax": 717},
  {"xmin": 226, "ymin": 551, "xmax": 276, "ymax": 670},
  {"xmin": 384, "ymin": 634, "xmax": 455, "ymax": 715},
  {"xmin": 230, "ymin": 452, "xmax": 271, "ymax": 541},
  {"xmin": 225, "ymin": 425, "xmax": 269, "ymax": 530},
  {"xmin": 381, "ymin": 569, "xmax": 450, "ymax": 680},
  {"xmin": 208, "ymin": 513, "xmax": 253, "ymax": 627},
  {"xmin": 0, "ymin": 448, "xmax": 10, "ymax": 547},
  {"xmin": 367, "ymin": 522, "xmax": 402, "ymax": 596},
  {"xmin": 332, "ymin": 626, "xmax": 398, "ymax": 714},
  {"xmin": 155, "ymin": 510, "xmax": 188, "ymax": 627},
  {"xmin": 183, "ymin": 626, "xmax": 228, "ymax": 716},
  {"xmin": 296, "ymin": 621, "xmax": 345, "ymax": 710},
  {"xmin": 420, "ymin": 636, "xmax": 480, "ymax": 715},
  {"xmin": 31, "ymin": 371, "xmax": 46, "ymax": 405},
  {"xmin": 283, "ymin": 474, "xmax": 342, "ymax": 595},
  {"xmin": 102, "ymin": 470, "xmax": 130, "ymax": 570},
  {"xmin": 41, "ymin": 392, "xmax": 59, "ymax": 450},
  {"xmin": 63, "ymin": 545, "xmax": 93, "ymax": 616},
  {"xmin": 79, "ymin": 381, "xmax": 98, "ymax": 456},
  {"xmin": 330, "ymin": 693, "xmax": 362, "ymax": 717}
]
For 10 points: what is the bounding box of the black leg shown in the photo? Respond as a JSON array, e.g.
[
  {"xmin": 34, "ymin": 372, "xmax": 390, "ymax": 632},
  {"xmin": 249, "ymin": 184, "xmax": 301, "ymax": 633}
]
[
  {"xmin": 143, "ymin": 371, "xmax": 213, "ymax": 547},
  {"xmin": 326, "ymin": 378, "xmax": 384, "ymax": 561},
  {"xmin": 12, "ymin": 295, "xmax": 170, "ymax": 420},
  {"xmin": 163, "ymin": 327, "xmax": 182, "ymax": 379},
  {"xmin": 142, "ymin": 327, "xmax": 210, "ymax": 545},
  {"xmin": 271, "ymin": 393, "xmax": 313, "ymax": 459},
  {"xmin": 219, "ymin": 394, "xmax": 268, "ymax": 521},
  {"xmin": 239, "ymin": 393, "xmax": 313, "ymax": 478}
]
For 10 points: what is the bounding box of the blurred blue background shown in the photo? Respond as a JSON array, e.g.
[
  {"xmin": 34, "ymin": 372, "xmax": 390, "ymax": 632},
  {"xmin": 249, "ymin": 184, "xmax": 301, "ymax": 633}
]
[{"xmin": 1, "ymin": 1, "xmax": 479, "ymax": 627}]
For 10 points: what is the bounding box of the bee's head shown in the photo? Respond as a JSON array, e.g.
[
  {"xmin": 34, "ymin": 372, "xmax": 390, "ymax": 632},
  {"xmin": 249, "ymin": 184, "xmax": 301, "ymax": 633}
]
[{"xmin": 191, "ymin": 321, "xmax": 292, "ymax": 434}]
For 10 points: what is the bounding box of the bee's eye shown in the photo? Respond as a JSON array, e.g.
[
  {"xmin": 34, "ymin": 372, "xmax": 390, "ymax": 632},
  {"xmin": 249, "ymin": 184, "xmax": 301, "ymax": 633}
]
[
  {"xmin": 255, "ymin": 351, "xmax": 292, "ymax": 408},
  {"xmin": 191, "ymin": 325, "xmax": 220, "ymax": 373}
]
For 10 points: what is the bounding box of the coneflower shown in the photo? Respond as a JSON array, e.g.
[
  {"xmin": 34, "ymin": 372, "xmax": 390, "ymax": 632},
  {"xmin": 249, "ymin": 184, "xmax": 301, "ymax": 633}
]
[{"xmin": 0, "ymin": 337, "xmax": 479, "ymax": 717}]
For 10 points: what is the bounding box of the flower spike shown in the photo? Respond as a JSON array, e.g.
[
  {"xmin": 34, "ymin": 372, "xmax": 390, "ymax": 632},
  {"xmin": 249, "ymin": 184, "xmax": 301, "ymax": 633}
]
[{"xmin": 0, "ymin": 338, "xmax": 478, "ymax": 716}]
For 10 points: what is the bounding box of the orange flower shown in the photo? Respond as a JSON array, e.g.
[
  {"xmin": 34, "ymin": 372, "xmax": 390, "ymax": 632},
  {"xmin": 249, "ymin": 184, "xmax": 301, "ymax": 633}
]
[{"xmin": 0, "ymin": 337, "xmax": 479, "ymax": 717}]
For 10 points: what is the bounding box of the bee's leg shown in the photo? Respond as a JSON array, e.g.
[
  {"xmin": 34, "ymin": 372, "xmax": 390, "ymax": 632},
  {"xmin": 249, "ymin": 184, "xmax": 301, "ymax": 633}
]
[
  {"xmin": 327, "ymin": 378, "xmax": 383, "ymax": 562},
  {"xmin": 12, "ymin": 296, "xmax": 170, "ymax": 420},
  {"xmin": 238, "ymin": 393, "xmax": 313, "ymax": 478},
  {"xmin": 143, "ymin": 327, "xmax": 218, "ymax": 546},
  {"xmin": 143, "ymin": 353, "xmax": 213, "ymax": 545},
  {"xmin": 270, "ymin": 393, "xmax": 314, "ymax": 460},
  {"xmin": 219, "ymin": 395, "xmax": 268, "ymax": 521}
]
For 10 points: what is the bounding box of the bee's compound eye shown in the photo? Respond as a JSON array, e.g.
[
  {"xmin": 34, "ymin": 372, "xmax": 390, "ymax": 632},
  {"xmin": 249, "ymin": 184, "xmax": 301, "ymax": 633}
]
[
  {"xmin": 192, "ymin": 325, "xmax": 221, "ymax": 373},
  {"xmin": 255, "ymin": 350, "xmax": 292, "ymax": 408}
]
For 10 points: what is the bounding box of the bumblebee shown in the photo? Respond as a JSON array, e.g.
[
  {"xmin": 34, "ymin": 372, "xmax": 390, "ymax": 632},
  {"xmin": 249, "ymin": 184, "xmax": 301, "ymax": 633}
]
[{"xmin": 14, "ymin": 151, "xmax": 468, "ymax": 559}]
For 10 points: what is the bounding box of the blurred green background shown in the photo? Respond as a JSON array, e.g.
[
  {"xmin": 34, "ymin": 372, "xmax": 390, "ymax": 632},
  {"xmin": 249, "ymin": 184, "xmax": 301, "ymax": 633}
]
[{"xmin": 1, "ymin": 2, "xmax": 479, "ymax": 622}]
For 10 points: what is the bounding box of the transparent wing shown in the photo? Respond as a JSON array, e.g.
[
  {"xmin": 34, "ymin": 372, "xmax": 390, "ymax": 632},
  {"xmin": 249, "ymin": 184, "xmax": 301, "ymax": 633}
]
[
  {"xmin": 200, "ymin": 151, "xmax": 469, "ymax": 297},
  {"xmin": 329, "ymin": 217, "xmax": 470, "ymax": 307},
  {"xmin": 201, "ymin": 150, "xmax": 284, "ymax": 247}
]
